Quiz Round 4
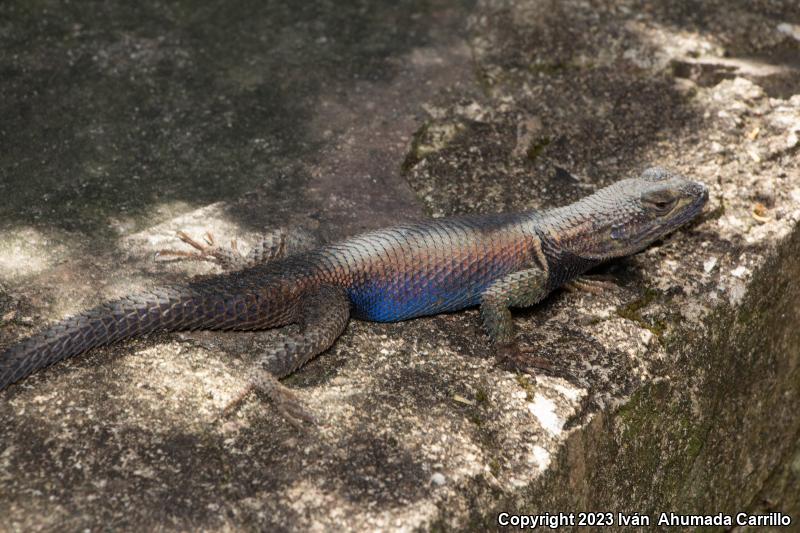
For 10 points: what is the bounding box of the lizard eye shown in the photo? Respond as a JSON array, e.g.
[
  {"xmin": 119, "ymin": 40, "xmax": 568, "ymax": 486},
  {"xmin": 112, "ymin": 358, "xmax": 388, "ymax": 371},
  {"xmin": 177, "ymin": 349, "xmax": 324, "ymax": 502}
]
[{"xmin": 641, "ymin": 190, "xmax": 678, "ymax": 214}]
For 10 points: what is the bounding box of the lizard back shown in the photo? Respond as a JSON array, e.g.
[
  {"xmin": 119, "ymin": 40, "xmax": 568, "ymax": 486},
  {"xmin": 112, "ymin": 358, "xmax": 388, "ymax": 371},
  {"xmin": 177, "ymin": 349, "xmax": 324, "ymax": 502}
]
[{"xmin": 308, "ymin": 213, "xmax": 544, "ymax": 321}]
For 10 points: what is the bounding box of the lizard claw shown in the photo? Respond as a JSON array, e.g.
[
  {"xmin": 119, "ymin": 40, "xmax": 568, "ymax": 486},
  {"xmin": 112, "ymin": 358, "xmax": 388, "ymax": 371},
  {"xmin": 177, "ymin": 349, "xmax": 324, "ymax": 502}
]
[
  {"xmin": 494, "ymin": 343, "xmax": 578, "ymax": 381},
  {"xmin": 155, "ymin": 230, "xmax": 244, "ymax": 268},
  {"xmin": 495, "ymin": 343, "xmax": 554, "ymax": 374},
  {"xmin": 269, "ymin": 385, "xmax": 319, "ymax": 429},
  {"xmin": 222, "ymin": 370, "xmax": 318, "ymax": 429},
  {"xmin": 564, "ymin": 275, "xmax": 618, "ymax": 294},
  {"xmin": 222, "ymin": 383, "xmax": 256, "ymax": 417}
]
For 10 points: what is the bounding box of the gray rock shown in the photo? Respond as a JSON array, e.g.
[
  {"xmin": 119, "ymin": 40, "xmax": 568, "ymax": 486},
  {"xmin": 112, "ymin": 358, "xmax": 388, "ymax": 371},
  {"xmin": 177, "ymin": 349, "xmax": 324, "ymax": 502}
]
[{"xmin": 1, "ymin": 0, "xmax": 799, "ymax": 530}]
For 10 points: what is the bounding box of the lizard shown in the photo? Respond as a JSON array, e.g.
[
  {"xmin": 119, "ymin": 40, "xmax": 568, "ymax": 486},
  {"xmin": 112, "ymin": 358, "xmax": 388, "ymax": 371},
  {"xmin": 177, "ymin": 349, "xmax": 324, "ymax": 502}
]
[{"xmin": 0, "ymin": 167, "xmax": 708, "ymax": 424}]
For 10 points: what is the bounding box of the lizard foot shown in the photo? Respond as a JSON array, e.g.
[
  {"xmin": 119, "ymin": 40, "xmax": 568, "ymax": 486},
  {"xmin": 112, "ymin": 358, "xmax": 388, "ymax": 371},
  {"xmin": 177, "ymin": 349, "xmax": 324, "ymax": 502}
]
[
  {"xmin": 155, "ymin": 230, "xmax": 244, "ymax": 269},
  {"xmin": 494, "ymin": 343, "xmax": 576, "ymax": 380},
  {"xmin": 564, "ymin": 274, "xmax": 618, "ymax": 294},
  {"xmin": 223, "ymin": 369, "xmax": 318, "ymax": 429},
  {"xmin": 495, "ymin": 343, "xmax": 554, "ymax": 374}
]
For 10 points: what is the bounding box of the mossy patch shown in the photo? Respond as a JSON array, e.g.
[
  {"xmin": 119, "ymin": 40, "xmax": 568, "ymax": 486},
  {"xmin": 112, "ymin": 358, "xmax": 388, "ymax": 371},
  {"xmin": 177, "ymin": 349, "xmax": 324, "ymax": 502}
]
[
  {"xmin": 475, "ymin": 387, "xmax": 489, "ymax": 405},
  {"xmin": 401, "ymin": 120, "xmax": 465, "ymax": 173},
  {"xmin": 525, "ymin": 136, "xmax": 551, "ymax": 162},
  {"xmin": 615, "ymin": 287, "xmax": 668, "ymax": 339},
  {"xmin": 515, "ymin": 374, "xmax": 536, "ymax": 398}
]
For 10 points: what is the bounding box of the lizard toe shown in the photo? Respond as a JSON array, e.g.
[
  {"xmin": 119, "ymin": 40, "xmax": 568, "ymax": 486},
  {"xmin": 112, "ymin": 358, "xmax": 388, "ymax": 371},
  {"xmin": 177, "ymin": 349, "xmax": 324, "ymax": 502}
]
[{"xmin": 228, "ymin": 369, "xmax": 319, "ymax": 429}]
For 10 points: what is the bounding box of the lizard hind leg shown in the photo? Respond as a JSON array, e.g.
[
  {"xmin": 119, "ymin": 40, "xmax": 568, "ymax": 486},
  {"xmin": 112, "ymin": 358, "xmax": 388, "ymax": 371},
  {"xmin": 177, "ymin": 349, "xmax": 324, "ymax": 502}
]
[
  {"xmin": 156, "ymin": 227, "xmax": 321, "ymax": 271},
  {"xmin": 224, "ymin": 285, "xmax": 350, "ymax": 427},
  {"xmin": 155, "ymin": 231, "xmax": 245, "ymax": 269}
]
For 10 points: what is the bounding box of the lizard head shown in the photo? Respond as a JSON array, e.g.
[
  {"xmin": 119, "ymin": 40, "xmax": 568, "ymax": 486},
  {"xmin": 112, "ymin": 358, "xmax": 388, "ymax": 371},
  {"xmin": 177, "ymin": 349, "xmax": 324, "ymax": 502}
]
[{"xmin": 572, "ymin": 167, "xmax": 709, "ymax": 259}]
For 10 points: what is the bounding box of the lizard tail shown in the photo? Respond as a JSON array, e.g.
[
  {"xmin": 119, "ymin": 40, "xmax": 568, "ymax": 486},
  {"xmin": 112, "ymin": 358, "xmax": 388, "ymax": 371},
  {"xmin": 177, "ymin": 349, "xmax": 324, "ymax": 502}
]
[{"xmin": 0, "ymin": 282, "xmax": 296, "ymax": 391}]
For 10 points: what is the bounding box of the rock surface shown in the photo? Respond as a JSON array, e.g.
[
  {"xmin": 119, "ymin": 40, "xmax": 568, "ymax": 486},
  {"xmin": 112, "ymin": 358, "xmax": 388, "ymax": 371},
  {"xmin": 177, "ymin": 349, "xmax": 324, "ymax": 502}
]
[{"xmin": 1, "ymin": 0, "xmax": 799, "ymax": 531}]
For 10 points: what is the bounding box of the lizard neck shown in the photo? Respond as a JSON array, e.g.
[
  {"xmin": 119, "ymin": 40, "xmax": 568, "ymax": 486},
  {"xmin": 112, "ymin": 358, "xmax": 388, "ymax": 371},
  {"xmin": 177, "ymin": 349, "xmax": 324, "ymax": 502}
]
[{"xmin": 519, "ymin": 205, "xmax": 606, "ymax": 287}]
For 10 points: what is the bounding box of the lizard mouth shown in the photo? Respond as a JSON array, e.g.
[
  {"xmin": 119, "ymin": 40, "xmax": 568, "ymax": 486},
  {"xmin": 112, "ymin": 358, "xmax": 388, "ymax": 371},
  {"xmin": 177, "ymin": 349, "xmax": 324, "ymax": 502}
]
[{"xmin": 675, "ymin": 181, "xmax": 709, "ymax": 224}]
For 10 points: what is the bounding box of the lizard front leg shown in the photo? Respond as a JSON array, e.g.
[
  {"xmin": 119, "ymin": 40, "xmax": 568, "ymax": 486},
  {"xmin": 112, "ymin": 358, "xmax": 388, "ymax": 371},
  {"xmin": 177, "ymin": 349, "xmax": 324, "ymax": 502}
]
[
  {"xmin": 480, "ymin": 267, "xmax": 553, "ymax": 373},
  {"xmin": 226, "ymin": 285, "xmax": 350, "ymax": 427},
  {"xmin": 157, "ymin": 227, "xmax": 320, "ymax": 270}
]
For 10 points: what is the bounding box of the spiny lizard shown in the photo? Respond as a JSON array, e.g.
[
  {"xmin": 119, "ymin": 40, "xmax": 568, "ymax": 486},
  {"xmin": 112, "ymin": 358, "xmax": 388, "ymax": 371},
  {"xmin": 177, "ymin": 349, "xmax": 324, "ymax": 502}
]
[{"xmin": 0, "ymin": 167, "xmax": 708, "ymax": 423}]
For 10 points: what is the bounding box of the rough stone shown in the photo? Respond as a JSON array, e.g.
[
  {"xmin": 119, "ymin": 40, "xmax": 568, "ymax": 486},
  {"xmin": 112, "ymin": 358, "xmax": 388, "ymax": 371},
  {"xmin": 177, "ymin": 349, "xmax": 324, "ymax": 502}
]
[{"xmin": 1, "ymin": 0, "xmax": 799, "ymax": 531}]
